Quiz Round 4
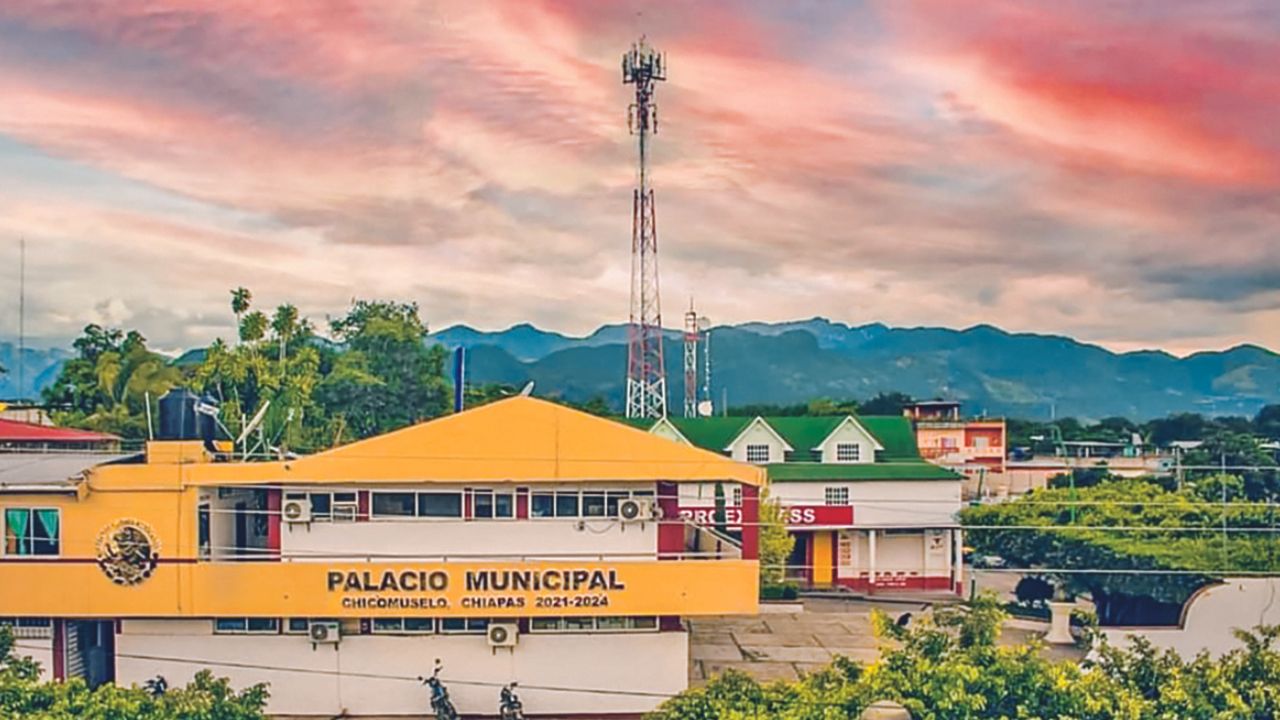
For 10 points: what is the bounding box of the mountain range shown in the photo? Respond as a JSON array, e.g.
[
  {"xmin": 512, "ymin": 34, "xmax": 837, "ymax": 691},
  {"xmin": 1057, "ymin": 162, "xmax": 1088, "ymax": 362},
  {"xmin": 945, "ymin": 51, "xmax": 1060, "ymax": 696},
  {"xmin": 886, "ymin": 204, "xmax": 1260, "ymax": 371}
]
[
  {"xmin": 4, "ymin": 319, "xmax": 1279, "ymax": 420},
  {"xmin": 429, "ymin": 319, "xmax": 1280, "ymax": 420}
]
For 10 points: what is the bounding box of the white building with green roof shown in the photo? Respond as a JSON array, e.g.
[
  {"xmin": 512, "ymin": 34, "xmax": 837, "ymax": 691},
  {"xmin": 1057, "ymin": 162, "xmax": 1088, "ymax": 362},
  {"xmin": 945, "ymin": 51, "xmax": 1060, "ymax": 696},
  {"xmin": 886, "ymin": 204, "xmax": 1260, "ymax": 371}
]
[{"xmin": 641, "ymin": 414, "xmax": 964, "ymax": 594}]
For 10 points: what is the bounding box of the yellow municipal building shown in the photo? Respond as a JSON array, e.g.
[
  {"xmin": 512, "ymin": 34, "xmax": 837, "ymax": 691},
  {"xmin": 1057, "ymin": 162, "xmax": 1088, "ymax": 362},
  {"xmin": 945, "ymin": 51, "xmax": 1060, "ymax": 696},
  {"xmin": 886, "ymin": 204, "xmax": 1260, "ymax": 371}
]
[{"xmin": 1, "ymin": 396, "xmax": 763, "ymax": 717}]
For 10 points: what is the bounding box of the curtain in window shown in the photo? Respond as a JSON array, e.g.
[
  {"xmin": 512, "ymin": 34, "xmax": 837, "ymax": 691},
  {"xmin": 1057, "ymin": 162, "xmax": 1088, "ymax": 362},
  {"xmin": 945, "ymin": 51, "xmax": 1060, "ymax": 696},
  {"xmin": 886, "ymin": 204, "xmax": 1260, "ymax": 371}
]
[
  {"xmin": 35, "ymin": 510, "xmax": 58, "ymax": 550},
  {"xmin": 5, "ymin": 509, "xmax": 29, "ymax": 555}
]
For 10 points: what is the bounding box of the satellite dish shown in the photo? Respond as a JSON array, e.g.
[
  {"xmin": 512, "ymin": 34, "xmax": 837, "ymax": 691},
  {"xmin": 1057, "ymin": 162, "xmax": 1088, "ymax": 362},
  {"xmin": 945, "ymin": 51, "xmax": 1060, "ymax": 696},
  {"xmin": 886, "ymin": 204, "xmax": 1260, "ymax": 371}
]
[
  {"xmin": 697, "ymin": 400, "xmax": 713, "ymax": 417},
  {"xmin": 519, "ymin": 382, "xmax": 535, "ymax": 397},
  {"xmin": 236, "ymin": 400, "xmax": 272, "ymax": 447}
]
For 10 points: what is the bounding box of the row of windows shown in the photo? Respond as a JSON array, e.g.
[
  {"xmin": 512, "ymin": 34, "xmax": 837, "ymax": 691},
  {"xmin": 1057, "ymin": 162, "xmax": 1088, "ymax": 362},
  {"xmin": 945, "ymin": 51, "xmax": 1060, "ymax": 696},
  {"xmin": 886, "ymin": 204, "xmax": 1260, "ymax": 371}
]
[
  {"xmin": 2, "ymin": 508, "xmax": 60, "ymax": 556},
  {"xmin": 745, "ymin": 443, "xmax": 861, "ymax": 464},
  {"xmin": 529, "ymin": 489, "xmax": 652, "ymax": 518},
  {"xmin": 282, "ymin": 489, "xmax": 657, "ymax": 522},
  {"xmin": 212, "ymin": 617, "xmax": 657, "ymax": 635}
]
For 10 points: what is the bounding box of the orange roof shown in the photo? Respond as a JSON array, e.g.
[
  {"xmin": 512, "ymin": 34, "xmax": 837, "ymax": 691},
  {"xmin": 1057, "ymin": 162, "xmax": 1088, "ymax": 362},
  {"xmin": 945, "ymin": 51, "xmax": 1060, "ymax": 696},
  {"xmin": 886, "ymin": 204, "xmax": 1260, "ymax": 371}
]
[{"xmin": 184, "ymin": 397, "xmax": 764, "ymax": 486}]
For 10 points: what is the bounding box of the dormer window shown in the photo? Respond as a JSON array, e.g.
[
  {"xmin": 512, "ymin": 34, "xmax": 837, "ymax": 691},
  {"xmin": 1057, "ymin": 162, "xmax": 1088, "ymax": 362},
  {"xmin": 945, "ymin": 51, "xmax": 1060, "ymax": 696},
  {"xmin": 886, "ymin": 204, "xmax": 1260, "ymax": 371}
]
[
  {"xmin": 745, "ymin": 444, "xmax": 770, "ymax": 464},
  {"xmin": 836, "ymin": 443, "xmax": 861, "ymax": 462}
]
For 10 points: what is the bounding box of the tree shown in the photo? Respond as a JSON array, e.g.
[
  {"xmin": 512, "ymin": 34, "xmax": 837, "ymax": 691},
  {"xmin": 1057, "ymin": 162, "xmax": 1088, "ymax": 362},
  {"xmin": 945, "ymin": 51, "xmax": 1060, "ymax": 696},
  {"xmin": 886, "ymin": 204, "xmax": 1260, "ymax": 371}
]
[
  {"xmin": 270, "ymin": 304, "xmax": 301, "ymax": 363},
  {"xmin": 858, "ymin": 391, "xmax": 914, "ymax": 416},
  {"xmin": 758, "ymin": 488, "xmax": 795, "ymax": 586},
  {"xmin": 239, "ymin": 310, "xmax": 268, "ymax": 346},
  {"xmin": 230, "ymin": 287, "xmax": 252, "ymax": 344},
  {"xmin": 962, "ymin": 478, "xmax": 1280, "ymax": 624},
  {"xmin": 651, "ymin": 594, "xmax": 1280, "ymax": 720},
  {"xmin": 42, "ymin": 325, "xmax": 181, "ymax": 438},
  {"xmin": 0, "ymin": 626, "xmax": 269, "ymax": 719},
  {"xmin": 316, "ymin": 300, "xmax": 450, "ymax": 439},
  {"xmin": 1256, "ymin": 404, "xmax": 1280, "ymax": 439}
]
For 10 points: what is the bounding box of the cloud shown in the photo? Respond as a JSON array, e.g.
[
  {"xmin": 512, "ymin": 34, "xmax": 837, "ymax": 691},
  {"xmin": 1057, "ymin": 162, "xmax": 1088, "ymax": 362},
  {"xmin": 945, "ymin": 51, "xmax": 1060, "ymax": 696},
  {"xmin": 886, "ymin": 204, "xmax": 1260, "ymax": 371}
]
[{"xmin": 0, "ymin": 0, "xmax": 1275, "ymax": 357}]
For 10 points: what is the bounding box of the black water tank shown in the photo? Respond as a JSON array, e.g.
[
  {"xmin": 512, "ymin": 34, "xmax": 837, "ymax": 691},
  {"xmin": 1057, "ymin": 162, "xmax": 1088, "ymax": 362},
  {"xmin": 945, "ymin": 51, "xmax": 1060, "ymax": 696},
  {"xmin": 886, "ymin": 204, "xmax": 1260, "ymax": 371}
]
[{"xmin": 157, "ymin": 388, "xmax": 199, "ymax": 440}]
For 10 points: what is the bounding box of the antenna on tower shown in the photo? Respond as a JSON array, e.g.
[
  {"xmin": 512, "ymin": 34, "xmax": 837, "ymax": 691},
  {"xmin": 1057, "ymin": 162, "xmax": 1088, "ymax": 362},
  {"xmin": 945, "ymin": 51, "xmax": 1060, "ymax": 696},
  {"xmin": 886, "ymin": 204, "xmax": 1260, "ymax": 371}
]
[
  {"xmin": 683, "ymin": 300, "xmax": 698, "ymax": 418},
  {"xmin": 622, "ymin": 36, "xmax": 669, "ymax": 419}
]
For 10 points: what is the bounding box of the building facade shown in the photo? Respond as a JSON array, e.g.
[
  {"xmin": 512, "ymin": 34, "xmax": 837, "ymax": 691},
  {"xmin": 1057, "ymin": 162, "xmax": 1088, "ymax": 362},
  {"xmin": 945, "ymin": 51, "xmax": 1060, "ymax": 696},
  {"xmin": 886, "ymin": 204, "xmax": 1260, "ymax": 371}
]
[
  {"xmin": 1, "ymin": 397, "xmax": 763, "ymax": 717},
  {"xmin": 645, "ymin": 414, "xmax": 964, "ymax": 594}
]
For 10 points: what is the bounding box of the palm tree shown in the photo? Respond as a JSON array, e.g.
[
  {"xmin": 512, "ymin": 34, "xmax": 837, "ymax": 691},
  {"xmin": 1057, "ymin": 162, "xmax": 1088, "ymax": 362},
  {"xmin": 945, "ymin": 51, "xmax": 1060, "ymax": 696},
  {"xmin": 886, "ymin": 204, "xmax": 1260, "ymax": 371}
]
[
  {"xmin": 271, "ymin": 304, "xmax": 300, "ymax": 363},
  {"xmin": 240, "ymin": 311, "xmax": 268, "ymax": 346},
  {"xmin": 230, "ymin": 288, "xmax": 252, "ymax": 345}
]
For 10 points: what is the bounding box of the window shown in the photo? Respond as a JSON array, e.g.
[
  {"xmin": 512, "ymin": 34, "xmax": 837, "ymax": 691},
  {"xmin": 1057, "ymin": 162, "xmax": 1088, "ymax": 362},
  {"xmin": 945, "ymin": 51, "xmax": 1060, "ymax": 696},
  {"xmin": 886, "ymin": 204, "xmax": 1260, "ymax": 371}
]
[
  {"xmin": 3, "ymin": 508, "xmax": 59, "ymax": 556},
  {"xmin": 745, "ymin": 444, "xmax": 770, "ymax": 464},
  {"xmin": 835, "ymin": 443, "xmax": 861, "ymax": 462},
  {"xmin": 197, "ymin": 504, "xmax": 211, "ymax": 560},
  {"xmin": 369, "ymin": 492, "xmax": 463, "ymax": 519},
  {"xmin": 372, "ymin": 617, "xmax": 436, "ymax": 634},
  {"xmin": 582, "ymin": 492, "xmax": 606, "ymax": 517},
  {"xmin": 439, "ymin": 618, "xmax": 488, "ymax": 634},
  {"xmin": 372, "ymin": 492, "xmax": 415, "ymax": 517},
  {"xmin": 0, "ymin": 617, "xmax": 52, "ymax": 639},
  {"xmin": 555, "ymin": 492, "xmax": 580, "ymax": 517},
  {"xmin": 824, "ymin": 487, "xmax": 850, "ymax": 506},
  {"xmin": 732, "ymin": 486, "xmax": 743, "ymax": 507},
  {"xmin": 285, "ymin": 618, "xmax": 311, "ymax": 634},
  {"xmin": 332, "ymin": 492, "xmax": 358, "ymax": 522},
  {"xmin": 214, "ymin": 618, "xmax": 279, "ymax": 634},
  {"xmin": 530, "ymin": 616, "xmax": 658, "ymax": 633},
  {"xmin": 472, "ymin": 490, "xmax": 514, "ymax": 520},
  {"xmin": 531, "ymin": 489, "xmax": 651, "ymax": 519},
  {"xmin": 418, "ymin": 492, "xmax": 463, "ymax": 518}
]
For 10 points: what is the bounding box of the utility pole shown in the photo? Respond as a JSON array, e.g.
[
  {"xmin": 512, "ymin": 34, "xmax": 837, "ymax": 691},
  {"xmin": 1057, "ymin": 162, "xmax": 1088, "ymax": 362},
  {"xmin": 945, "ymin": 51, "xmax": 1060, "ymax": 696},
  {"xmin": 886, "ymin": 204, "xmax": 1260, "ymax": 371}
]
[
  {"xmin": 623, "ymin": 36, "xmax": 668, "ymax": 419},
  {"xmin": 17, "ymin": 237, "xmax": 24, "ymax": 402}
]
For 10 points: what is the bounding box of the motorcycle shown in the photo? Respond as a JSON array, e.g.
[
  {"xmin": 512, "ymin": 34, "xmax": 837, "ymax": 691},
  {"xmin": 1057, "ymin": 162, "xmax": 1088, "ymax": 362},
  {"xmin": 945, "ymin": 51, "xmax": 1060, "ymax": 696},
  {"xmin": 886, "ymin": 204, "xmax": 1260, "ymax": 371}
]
[
  {"xmin": 419, "ymin": 660, "xmax": 459, "ymax": 720},
  {"xmin": 499, "ymin": 681, "xmax": 525, "ymax": 720}
]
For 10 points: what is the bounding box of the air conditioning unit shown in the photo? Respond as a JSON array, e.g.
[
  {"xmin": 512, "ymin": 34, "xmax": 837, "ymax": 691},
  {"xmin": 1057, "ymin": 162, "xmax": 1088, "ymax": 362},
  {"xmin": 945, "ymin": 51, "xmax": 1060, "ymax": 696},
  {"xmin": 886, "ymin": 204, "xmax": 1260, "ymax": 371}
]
[
  {"xmin": 486, "ymin": 623, "xmax": 519, "ymax": 648},
  {"xmin": 332, "ymin": 502, "xmax": 358, "ymax": 522},
  {"xmin": 617, "ymin": 498, "xmax": 656, "ymax": 523},
  {"xmin": 308, "ymin": 620, "xmax": 341, "ymax": 644},
  {"xmin": 282, "ymin": 497, "xmax": 311, "ymax": 524}
]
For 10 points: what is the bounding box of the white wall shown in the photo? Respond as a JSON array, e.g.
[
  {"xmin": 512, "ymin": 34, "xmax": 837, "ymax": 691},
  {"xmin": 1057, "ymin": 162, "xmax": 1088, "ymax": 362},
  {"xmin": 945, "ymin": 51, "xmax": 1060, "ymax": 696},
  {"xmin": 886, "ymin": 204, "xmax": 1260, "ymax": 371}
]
[
  {"xmin": 769, "ymin": 480, "xmax": 960, "ymax": 527},
  {"xmin": 816, "ymin": 421, "xmax": 877, "ymax": 464},
  {"xmin": 9, "ymin": 636, "xmax": 53, "ymax": 680},
  {"xmin": 727, "ymin": 422, "xmax": 787, "ymax": 464},
  {"xmin": 280, "ymin": 484, "xmax": 658, "ymax": 560},
  {"xmin": 837, "ymin": 529, "xmax": 956, "ymax": 581},
  {"xmin": 283, "ymin": 517, "xmax": 657, "ymax": 561},
  {"xmin": 1103, "ymin": 578, "xmax": 1280, "ymax": 659},
  {"xmin": 117, "ymin": 624, "xmax": 688, "ymax": 716}
]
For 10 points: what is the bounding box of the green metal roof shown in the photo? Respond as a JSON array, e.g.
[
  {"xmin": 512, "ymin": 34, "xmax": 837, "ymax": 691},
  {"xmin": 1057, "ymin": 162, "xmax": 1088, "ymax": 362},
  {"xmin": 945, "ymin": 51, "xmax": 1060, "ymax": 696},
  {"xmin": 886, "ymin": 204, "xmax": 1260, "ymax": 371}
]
[
  {"xmin": 664, "ymin": 416, "xmax": 753, "ymax": 449},
  {"xmin": 634, "ymin": 414, "xmax": 923, "ymax": 460},
  {"xmin": 761, "ymin": 417, "xmax": 843, "ymax": 452},
  {"xmin": 766, "ymin": 462, "xmax": 962, "ymax": 482},
  {"xmin": 857, "ymin": 416, "xmax": 922, "ymax": 460}
]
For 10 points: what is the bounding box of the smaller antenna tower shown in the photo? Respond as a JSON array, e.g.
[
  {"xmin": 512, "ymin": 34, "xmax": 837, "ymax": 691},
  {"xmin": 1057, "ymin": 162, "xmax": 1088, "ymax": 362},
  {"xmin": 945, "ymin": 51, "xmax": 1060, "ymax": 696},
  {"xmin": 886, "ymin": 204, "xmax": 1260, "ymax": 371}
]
[{"xmin": 682, "ymin": 300, "xmax": 711, "ymax": 418}]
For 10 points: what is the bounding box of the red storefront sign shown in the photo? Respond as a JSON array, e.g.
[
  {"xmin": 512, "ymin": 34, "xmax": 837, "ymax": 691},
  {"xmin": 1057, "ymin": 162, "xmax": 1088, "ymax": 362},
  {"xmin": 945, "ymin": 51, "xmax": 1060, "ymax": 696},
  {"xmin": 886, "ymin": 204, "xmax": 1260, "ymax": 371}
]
[{"xmin": 678, "ymin": 505, "xmax": 853, "ymax": 528}]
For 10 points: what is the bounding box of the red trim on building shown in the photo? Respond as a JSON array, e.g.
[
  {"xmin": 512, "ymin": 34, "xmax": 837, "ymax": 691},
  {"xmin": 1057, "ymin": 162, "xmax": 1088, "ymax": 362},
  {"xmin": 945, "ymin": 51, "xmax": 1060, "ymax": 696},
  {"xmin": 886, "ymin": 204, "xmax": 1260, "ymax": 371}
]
[
  {"xmin": 656, "ymin": 482, "xmax": 682, "ymax": 559},
  {"xmin": 803, "ymin": 531, "xmax": 815, "ymax": 585},
  {"xmin": 463, "ymin": 489, "xmax": 473, "ymax": 520},
  {"xmin": 740, "ymin": 485, "xmax": 759, "ymax": 560},
  {"xmin": 266, "ymin": 489, "xmax": 281, "ymax": 555},
  {"xmin": 515, "ymin": 488, "xmax": 529, "ymax": 520},
  {"xmin": 356, "ymin": 491, "xmax": 370, "ymax": 521},
  {"xmin": 51, "ymin": 619, "xmax": 65, "ymax": 681}
]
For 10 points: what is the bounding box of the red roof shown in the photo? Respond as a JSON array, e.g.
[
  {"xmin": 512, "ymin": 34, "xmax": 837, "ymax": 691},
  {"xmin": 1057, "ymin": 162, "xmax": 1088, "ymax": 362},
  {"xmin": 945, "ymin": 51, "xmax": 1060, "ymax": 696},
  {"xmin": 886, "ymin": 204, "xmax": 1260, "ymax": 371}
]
[{"xmin": 0, "ymin": 418, "xmax": 120, "ymax": 442}]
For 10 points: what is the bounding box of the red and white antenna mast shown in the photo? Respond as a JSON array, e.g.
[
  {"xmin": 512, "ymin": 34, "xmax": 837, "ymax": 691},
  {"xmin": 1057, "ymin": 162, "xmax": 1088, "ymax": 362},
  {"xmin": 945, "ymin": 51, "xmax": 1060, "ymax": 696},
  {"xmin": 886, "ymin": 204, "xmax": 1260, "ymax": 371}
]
[{"xmin": 623, "ymin": 37, "xmax": 668, "ymax": 419}]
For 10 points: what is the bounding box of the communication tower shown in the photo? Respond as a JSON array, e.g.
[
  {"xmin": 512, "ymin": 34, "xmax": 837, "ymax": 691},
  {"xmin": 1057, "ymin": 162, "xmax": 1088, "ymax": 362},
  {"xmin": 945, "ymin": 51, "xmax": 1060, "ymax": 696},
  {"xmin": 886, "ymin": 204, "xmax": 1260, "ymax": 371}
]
[{"xmin": 623, "ymin": 37, "xmax": 668, "ymax": 419}]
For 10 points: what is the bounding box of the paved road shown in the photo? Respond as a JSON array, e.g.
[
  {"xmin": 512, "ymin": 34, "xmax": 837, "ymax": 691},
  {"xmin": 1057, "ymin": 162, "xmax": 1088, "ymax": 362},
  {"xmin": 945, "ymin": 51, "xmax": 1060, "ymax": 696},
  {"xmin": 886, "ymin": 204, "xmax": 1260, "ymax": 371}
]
[{"xmin": 689, "ymin": 589, "xmax": 1079, "ymax": 686}]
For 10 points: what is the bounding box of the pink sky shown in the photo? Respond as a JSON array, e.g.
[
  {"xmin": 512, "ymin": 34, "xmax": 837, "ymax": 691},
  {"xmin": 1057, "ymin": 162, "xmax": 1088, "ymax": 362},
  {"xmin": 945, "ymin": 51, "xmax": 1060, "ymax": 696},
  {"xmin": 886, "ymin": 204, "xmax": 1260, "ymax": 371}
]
[{"xmin": 0, "ymin": 0, "xmax": 1277, "ymax": 355}]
